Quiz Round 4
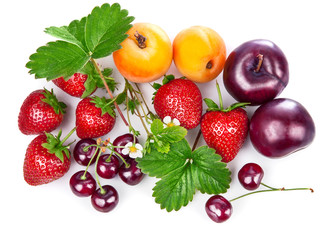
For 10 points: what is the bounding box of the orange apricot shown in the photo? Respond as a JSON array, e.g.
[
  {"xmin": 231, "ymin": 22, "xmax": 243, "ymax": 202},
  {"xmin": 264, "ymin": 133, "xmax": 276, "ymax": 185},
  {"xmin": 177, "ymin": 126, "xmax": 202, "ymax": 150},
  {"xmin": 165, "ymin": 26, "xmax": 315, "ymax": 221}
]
[
  {"xmin": 173, "ymin": 26, "xmax": 226, "ymax": 83},
  {"xmin": 113, "ymin": 23, "xmax": 173, "ymax": 83}
]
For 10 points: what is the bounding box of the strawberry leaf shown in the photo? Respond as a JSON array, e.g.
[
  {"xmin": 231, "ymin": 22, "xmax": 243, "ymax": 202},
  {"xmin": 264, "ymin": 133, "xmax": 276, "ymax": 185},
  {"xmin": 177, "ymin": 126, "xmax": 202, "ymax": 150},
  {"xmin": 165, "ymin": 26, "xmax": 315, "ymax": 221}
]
[
  {"xmin": 85, "ymin": 3, "xmax": 134, "ymax": 59},
  {"xmin": 41, "ymin": 88, "xmax": 67, "ymax": 114},
  {"xmin": 136, "ymin": 139, "xmax": 231, "ymax": 212},
  {"xmin": 151, "ymin": 119, "xmax": 164, "ymax": 135},
  {"xmin": 191, "ymin": 146, "xmax": 231, "ymax": 194},
  {"xmin": 26, "ymin": 40, "xmax": 90, "ymax": 80},
  {"xmin": 159, "ymin": 126, "xmax": 187, "ymax": 143}
]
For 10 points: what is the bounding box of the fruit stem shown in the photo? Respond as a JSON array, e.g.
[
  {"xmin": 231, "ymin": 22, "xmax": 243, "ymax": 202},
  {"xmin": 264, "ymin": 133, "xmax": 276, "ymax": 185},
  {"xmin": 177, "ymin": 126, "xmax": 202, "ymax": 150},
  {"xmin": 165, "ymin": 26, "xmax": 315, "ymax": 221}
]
[
  {"xmin": 135, "ymin": 83, "xmax": 152, "ymax": 115},
  {"xmin": 82, "ymin": 145, "xmax": 99, "ymax": 179},
  {"xmin": 134, "ymin": 31, "xmax": 146, "ymax": 49},
  {"xmin": 254, "ymin": 54, "xmax": 264, "ymax": 72},
  {"xmin": 90, "ymin": 58, "xmax": 129, "ymax": 127},
  {"xmin": 216, "ymin": 81, "xmax": 224, "ymax": 110},
  {"xmin": 93, "ymin": 149, "xmax": 106, "ymax": 194},
  {"xmin": 192, "ymin": 129, "xmax": 202, "ymax": 151},
  {"xmin": 229, "ymin": 187, "xmax": 313, "ymax": 202},
  {"xmin": 260, "ymin": 182, "xmax": 278, "ymax": 190},
  {"xmin": 59, "ymin": 127, "xmax": 76, "ymax": 145}
]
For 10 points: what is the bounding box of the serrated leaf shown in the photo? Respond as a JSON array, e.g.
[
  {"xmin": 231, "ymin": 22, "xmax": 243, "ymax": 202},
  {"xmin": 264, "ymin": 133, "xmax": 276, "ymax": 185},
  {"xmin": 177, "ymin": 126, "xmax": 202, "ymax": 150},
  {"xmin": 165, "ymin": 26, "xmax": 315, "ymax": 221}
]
[
  {"xmin": 115, "ymin": 92, "xmax": 127, "ymax": 105},
  {"xmin": 152, "ymin": 163, "xmax": 195, "ymax": 212},
  {"xmin": 191, "ymin": 146, "xmax": 231, "ymax": 194},
  {"xmin": 85, "ymin": 3, "xmax": 134, "ymax": 59},
  {"xmin": 44, "ymin": 25, "xmax": 86, "ymax": 51},
  {"xmin": 136, "ymin": 138, "xmax": 192, "ymax": 178},
  {"xmin": 204, "ymin": 98, "xmax": 219, "ymax": 111},
  {"xmin": 159, "ymin": 126, "xmax": 187, "ymax": 143},
  {"xmin": 151, "ymin": 119, "xmax": 164, "ymax": 135},
  {"xmin": 153, "ymin": 139, "xmax": 170, "ymax": 153},
  {"xmin": 26, "ymin": 41, "xmax": 90, "ymax": 80}
]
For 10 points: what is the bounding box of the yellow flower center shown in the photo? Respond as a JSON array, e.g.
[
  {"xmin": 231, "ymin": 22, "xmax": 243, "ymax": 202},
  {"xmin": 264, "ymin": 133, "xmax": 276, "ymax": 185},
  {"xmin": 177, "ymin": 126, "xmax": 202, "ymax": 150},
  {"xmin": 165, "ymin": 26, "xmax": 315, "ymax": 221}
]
[
  {"xmin": 129, "ymin": 146, "xmax": 137, "ymax": 153},
  {"xmin": 167, "ymin": 122, "xmax": 175, "ymax": 127}
]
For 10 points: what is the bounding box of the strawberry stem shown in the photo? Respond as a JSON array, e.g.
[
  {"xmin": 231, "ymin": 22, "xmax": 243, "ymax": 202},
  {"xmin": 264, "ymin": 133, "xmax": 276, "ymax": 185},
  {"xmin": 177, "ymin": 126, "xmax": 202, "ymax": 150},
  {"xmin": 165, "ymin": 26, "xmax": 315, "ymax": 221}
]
[
  {"xmin": 90, "ymin": 58, "xmax": 129, "ymax": 127},
  {"xmin": 59, "ymin": 127, "xmax": 76, "ymax": 146},
  {"xmin": 216, "ymin": 81, "xmax": 224, "ymax": 110}
]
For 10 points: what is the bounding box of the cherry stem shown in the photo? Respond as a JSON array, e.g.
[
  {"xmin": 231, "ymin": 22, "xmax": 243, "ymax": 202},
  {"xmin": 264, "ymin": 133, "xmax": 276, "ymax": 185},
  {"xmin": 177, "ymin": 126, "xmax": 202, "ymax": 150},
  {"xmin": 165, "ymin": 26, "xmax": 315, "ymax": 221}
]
[
  {"xmin": 93, "ymin": 149, "xmax": 106, "ymax": 194},
  {"xmin": 254, "ymin": 54, "xmax": 264, "ymax": 72},
  {"xmin": 90, "ymin": 58, "xmax": 129, "ymax": 127},
  {"xmin": 229, "ymin": 186, "xmax": 313, "ymax": 202}
]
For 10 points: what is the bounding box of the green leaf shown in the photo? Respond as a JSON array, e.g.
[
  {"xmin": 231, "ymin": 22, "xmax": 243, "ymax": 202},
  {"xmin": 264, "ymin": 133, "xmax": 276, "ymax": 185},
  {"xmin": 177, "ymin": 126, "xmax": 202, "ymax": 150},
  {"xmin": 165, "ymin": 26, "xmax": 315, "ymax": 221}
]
[
  {"xmin": 136, "ymin": 138, "xmax": 192, "ymax": 178},
  {"xmin": 151, "ymin": 119, "xmax": 164, "ymax": 135},
  {"xmin": 152, "ymin": 163, "xmax": 195, "ymax": 212},
  {"xmin": 115, "ymin": 91, "xmax": 127, "ymax": 105},
  {"xmin": 90, "ymin": 96, "xmax": 115, "ymax": 117},
  {"xmin": 85, "ymin": 3, "xmax": 134, "ymax": 59},
  {"xmin": 26, "ymin": 41, "xmax": 90, "ymax": 80},
  {"xmin": 153, "ymin": 139, "xmax": 170, "ymax": 154},
  {"xmin": 191, "ymin": 146, "xmax": 231, "ymax": 194},
  {"xmin": 159, "ymin": 126, "xmax": 187, "ymax": 143},
  {"xmin": 204, "ymin": 98, "xmax": 219, "ymax": 111}
]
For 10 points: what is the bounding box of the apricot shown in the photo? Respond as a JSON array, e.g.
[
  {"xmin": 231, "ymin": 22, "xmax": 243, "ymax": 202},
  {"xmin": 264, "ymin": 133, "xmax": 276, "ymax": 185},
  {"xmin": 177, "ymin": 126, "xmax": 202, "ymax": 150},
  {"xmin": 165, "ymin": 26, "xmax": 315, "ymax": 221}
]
[
  {"xmin": 113, "ymin": 23, "xmax": 173, "ymax": 83},
  {"xmin": 173, "ymin": 26, "xmax": 226, "ymax": 83}
]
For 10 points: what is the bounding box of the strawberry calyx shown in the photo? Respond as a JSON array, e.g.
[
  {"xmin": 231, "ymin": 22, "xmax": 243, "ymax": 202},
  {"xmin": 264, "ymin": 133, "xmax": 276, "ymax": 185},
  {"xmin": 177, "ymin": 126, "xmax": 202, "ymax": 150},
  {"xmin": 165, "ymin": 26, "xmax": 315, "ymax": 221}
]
[
  {"xmin": 41, "ymin": 88, "xmax": 67, "ymax": 114},
  {"xmin": 41, "ymin": 127, "xmax": 76, "ymax": 162},
  {"xmin": 204, "ymin": 82, "xmax": 250, "ymax": 112},
  {"xmin": 90, "ymin": 95, "xmax": 116, "ymax": 117}
]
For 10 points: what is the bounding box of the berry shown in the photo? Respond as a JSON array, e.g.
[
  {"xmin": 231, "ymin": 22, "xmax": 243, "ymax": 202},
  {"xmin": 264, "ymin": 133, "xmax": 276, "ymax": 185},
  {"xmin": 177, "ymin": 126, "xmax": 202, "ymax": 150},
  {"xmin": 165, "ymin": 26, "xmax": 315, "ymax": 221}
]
[
  {"xmin": 23, "ymin": 130, "xmax": 73, "ymax": 186},
  {"xmin": 91, "ymin": 185, "xmax": 119, "ymax": 212},
  {"xmin": 238, "ymin": 163, "xmax": 264, "ymax": 190},
  {"xmin": 153, "ymin": 78, "xmax": 202, "ymax": 129},
  {"xmin": 113, "ymin": 133, "xmax": 139, "ymax": 159},
  {"xmin": 18, "ymin": 88, "xmax": 66, "ymax": 135},
  {"xmin": 75, "ymin": 96, "xmax": 116, "ymax": 139},
  {"xmin": 119, "ymin": 158, "xmax": 144, "ymax": 185},
  {"xmin": 200, "ymin": 83, "xmax": 249, "ymax": 162},
  {"xmin": 97, "ymin": 154, "xmax": 120, "ymax": 179},
  {"xmin": 53, "ymin": 73, "xmax": 93, "ymax": 98},
  {"xmin": 73, "ymin": 138, "xmax": 100, "ymax": 166},
  {"xmin": 69, "ymin": 171, "xmax": 96, "ymax": 197},
  {"xmin": 205, "ymin": 195, "xmax": 232, "ymax": 223}
]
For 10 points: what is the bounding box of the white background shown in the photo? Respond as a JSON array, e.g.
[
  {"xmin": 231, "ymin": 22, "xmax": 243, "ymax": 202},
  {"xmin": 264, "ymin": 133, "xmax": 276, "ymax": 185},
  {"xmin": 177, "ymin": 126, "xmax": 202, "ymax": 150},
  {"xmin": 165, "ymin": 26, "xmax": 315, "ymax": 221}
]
[{"xmin": 1, "ymin": 0, "xmax": 326, "ymax": 239}]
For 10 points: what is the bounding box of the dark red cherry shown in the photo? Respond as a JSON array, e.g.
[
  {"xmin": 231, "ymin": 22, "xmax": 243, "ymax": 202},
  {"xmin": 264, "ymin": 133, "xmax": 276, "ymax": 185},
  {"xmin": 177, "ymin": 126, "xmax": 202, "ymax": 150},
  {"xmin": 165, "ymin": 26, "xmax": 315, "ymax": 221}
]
[
  {"xmin": 97, "ymin": 154, "xmax": 120, "ymax": 179},
  {"xmin": 73, "ymin": 138, "xmax": 99, "ymax": 166},
  {"xmin": 113, "ymin": 133, "xmax": 138, "ymax": 159},
  {"xmin": 69, "ymin": 171, "xmax": 96, "ymax": 197},
  {"xmin": 238, "ymin": 163, "xmax": 264, "ymax": 190},
  {"xmin": 119, "ymin": 158, "xmax": 144, "ymax": 185},
  {"xmin": 205, "ymin": 195, "xmax": 232, "ymax": 223},
  {"xmin": 91, "ymin": 185, "xmax": 119, "ymax": 213}
]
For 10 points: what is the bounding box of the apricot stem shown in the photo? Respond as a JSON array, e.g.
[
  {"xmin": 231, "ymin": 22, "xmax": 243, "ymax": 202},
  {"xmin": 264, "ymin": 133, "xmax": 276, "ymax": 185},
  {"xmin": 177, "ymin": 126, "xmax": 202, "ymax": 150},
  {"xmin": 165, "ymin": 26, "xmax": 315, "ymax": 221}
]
[
  {"xmin": 206, "ymin": 61, "xmax": 213, "ymax": 69},
  {"xmin": 254, "ymin": 54, "xmax": 264, "ymax": 72},
  {"xmin": 90, "ymin": 58, "xmax": 129, "ymax": 127},
  {"xmin": 134, "ymin": 31, "xmax": 146, "ymax": 49}
]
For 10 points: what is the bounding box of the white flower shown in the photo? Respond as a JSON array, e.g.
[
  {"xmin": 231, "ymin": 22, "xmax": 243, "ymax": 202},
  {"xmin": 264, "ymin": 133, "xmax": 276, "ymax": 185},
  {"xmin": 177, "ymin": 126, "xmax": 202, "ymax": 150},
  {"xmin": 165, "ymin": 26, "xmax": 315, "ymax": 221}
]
[
  {"xmin": 122, "ymin": 142, "xmax": 143, "ymax": 159},
  {"xmin": 163, "ymin": 116, "xmax": 180, "ymax": 127}
]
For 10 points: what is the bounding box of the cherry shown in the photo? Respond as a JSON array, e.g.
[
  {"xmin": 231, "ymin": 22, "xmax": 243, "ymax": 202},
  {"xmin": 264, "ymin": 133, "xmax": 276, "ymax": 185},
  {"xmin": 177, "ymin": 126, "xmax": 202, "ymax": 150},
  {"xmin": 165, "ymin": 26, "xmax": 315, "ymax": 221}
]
[
  {"xmin": 113, "ymin": 133, "xmax": 138, "ymax": 159},
  {"xmin": 69, "ymin": 171, "xmax": 97, "ymax": 197},
  {"xmin": 238, "ymin": 163, "xmax": 264, "ymax": 190},
  {"xmin": 96, "ymin": 154, "xmax": 120, "ymax": 179},
  {"xmin": 73, "ymin": 138, "xmax": 99, "ymax": 166},
  {"xmin": 205, "ymin": 195, "xmax": 233, "ymax": 223},
  {"xmin": 91, "ymin": 185, "xmax": 119, "ymax": 213},
  {"xmin": 119, "ymin": 158, "xmax": 144, "ymax": 185}
]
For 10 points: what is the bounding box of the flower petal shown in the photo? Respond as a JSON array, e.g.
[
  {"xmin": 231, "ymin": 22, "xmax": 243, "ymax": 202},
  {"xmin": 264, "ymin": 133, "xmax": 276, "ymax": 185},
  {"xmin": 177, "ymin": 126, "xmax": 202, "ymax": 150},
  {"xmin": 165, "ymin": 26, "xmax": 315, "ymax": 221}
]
[
  {"xmin": 135, "ymin": 143, "xmax": 143, "ymax": 151},
  {"xmin": 163, "ymin": 116, "xmax": 171, "ymax": 124},
  {"xmin": 129, "ymin": 151, "xmax": 138, "ymax": 159},
  {"xmin": 122, "ymin": 148, "xmax": 130, "ymax": 155},
  {"xmin": 173, "ymin": 118, "xmax": 180, "ymax": 126},
  {"xmin": 124, "ymin": 142, "xmax": 133, "ymax": 148}
]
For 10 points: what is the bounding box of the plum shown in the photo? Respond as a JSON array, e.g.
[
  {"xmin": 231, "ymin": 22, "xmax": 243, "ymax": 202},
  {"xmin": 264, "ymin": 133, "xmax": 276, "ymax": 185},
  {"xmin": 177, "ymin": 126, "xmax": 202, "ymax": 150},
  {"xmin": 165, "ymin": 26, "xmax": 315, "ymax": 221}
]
[
  {"xmin": 249, "ymin": 98, "xmax": 315, "ymax": 158},
  {"xmin": 223, "ymin": 39, "xmax": 289, "ymax": 105}
]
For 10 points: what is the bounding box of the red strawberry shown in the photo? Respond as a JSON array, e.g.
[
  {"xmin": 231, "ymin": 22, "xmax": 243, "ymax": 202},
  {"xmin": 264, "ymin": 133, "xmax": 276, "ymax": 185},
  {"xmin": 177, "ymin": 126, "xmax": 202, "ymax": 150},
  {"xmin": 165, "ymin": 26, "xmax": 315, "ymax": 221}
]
[
  {"xmin": 153, "ymin": 77, "xmax": 202, "ymax": 129},
  {"xmin": 23, "ymin": 129, "xmax": 75, "ymax": 186},
  {"xmin": 18, "ymin": 88, "xmax": 66, "ymax": 135},
  {"xmin": 200, "ymin": 83, "xmax": 249, "ymax": 162},
  {"xmin": 53, "ymin": 73, "xmax": 92, "ymax": 98},
  {"xmin": 76, "ymin": 96, "xmax": 116, "ymax": 139}
]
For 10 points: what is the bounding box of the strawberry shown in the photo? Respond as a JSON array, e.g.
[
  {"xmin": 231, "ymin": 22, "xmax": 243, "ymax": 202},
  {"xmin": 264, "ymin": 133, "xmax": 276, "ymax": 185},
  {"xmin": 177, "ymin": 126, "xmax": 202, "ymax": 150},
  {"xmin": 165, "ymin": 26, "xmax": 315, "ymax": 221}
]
[
  {"xmin": 75, "ymin": 96, "xmax": 116, "ymax": 139},
  {"xmin": 53, "ymin": 73, "xmax": 91, "ymax": 98},
  {"xmin": 153, "ymin": 76, "xmax": 202, "ymax": 129},
  {"xmin": 200, "ymin": 83, "xmax": 249, "ymax": 162},
  {"xmin": 53, "ymin": 69, "xmax": 116, "ymax": 98},
  {"xmin": 23, "ymin": 129, "xmax": 75, "ymax": 186},
  {"xmin": 18, "ymin": 88, "xmax": 66, "ymax": 135}
]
